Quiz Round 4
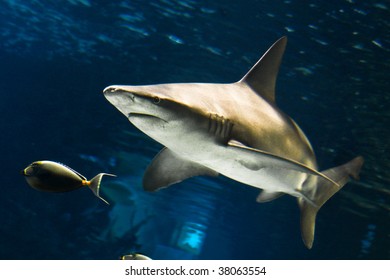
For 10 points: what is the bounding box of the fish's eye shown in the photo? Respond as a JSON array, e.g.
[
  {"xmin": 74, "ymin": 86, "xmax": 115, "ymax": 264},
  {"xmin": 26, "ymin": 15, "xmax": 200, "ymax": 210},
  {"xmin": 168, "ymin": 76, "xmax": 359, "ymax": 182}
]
[{"xmin": 152, "ymin": 96, "xmax": 161, "ymax": 104}]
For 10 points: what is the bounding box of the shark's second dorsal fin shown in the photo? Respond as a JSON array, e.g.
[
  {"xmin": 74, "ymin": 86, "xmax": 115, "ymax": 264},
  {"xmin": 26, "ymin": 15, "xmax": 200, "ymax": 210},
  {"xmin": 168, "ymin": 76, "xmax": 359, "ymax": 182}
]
[{"xmin": 239, "ymin": 36, "xmax": 287, "ymax": 104}]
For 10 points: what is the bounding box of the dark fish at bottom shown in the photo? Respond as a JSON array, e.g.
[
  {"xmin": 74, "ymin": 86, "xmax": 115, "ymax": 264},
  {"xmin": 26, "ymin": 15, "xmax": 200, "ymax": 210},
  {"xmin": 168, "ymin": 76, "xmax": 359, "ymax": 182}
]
[
  {"xmin": 121, "ymin": 253, "xmax": 152, "ymax": 260},
  {"xmin": 21, "ymin": 160, "xmax": 115, "ymax": 204}
]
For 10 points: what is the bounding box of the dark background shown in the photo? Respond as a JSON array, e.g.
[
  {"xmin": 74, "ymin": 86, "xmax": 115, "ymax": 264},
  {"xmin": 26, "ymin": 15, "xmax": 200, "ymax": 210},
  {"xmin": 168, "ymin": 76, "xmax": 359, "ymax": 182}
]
[{"xmin": 0, "ymin": 0, "xmax": 388, "ymax": 259}]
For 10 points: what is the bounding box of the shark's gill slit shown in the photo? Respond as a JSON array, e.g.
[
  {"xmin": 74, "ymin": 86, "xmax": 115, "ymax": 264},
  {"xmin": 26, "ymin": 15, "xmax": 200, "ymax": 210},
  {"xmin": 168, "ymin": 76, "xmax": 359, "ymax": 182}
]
[{"xmin": 208, "ymin": 113, "xmax": 216, "ymax": 134}]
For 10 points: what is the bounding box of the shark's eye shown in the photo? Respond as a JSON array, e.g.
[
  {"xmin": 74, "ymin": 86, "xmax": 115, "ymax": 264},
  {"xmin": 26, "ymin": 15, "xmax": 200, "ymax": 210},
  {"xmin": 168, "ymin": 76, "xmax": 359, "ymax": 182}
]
[{"xmin": 153, "ymin": 96, "xmax": 161, "ymax": 104}]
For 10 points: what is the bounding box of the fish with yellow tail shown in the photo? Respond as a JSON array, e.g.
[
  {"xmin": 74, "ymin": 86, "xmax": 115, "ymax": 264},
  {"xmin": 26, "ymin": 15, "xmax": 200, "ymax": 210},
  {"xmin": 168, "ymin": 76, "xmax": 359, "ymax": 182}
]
[{"xmin": 21, "ymin": 160, "xmax": 115, "ymax": 204}]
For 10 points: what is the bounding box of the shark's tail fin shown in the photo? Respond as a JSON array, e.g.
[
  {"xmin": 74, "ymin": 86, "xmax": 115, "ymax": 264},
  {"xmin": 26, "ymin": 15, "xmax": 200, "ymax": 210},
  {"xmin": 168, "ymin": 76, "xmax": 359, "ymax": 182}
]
[
  {"xmin": 88, "ymin": 173, "xmax": 116, "ymax": 205},
  {"xmin": 299, "ymin": 156, "xmax": 364, "ymax": 249}
]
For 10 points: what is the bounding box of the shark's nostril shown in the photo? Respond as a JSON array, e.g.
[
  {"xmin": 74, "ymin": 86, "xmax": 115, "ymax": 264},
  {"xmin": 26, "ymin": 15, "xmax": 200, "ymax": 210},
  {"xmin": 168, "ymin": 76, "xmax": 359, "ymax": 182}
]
[{"xmin": 103, "ymin": 86, "xmax": 117, "ymax": 94}]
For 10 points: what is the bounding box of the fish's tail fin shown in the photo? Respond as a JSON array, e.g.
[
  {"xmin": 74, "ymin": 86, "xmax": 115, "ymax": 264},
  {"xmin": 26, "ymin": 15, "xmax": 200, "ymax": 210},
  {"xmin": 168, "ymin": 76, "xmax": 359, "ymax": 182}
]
[
  {"xmin": 89, "ymin": 173, "xmax": 116, "ymax": 205},
  {"xmin": 299, "ymin": 156, "xmax": 364, "ymax": 249}
]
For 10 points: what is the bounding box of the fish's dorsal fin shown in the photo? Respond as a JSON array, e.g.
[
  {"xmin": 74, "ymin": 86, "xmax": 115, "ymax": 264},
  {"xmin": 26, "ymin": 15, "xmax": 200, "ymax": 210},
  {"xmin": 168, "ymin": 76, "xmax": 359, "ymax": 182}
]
[
  {"xmin": 56, "ymin": 161, "xmax": 87, "ymax": 181},
  {"xmin": 238, "ymin": 36, "xmax": 287, "ymax": 104}
]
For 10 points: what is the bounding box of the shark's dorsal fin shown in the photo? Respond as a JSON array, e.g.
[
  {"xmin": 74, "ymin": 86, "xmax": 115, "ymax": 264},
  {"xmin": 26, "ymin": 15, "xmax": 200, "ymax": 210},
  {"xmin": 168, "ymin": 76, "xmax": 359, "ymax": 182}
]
[{"xmin": 239, "ymin": 36, "xmax": 287, "ymax": 104}]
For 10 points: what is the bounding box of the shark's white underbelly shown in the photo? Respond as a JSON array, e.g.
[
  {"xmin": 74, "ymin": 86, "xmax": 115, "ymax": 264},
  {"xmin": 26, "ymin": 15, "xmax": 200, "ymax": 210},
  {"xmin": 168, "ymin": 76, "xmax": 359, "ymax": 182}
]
[
  {"xmin": 132, "ymin": 119, "xmax": 311, "ymax": 198},
  {"xmin": 171, "ymin": 142, "xmax": 309, "ymax": 197}
]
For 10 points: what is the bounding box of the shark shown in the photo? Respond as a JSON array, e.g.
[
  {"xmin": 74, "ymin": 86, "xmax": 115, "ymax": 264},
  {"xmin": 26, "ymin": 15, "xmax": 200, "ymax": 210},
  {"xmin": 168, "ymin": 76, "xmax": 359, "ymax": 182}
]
[{"xmin": 103, "ymin": 37, "xmax": 364, "ymax": 249}]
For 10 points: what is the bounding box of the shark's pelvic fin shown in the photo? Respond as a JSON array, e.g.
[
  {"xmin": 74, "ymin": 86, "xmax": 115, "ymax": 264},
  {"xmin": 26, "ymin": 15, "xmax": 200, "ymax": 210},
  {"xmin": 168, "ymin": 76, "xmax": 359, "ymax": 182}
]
[
  {"xmin": 227, "ymin": 140, "xmax": 339, "ymax": 187},
  {"xmin": 143, "ymin": 148, "xmax": 219, "ymax": 192},
  {"xmin": 299, "ymin": 156, "xmax": 364, "ymax": 249},
  {"xmin": 256, "ymin": 190, "xmax": 284, "ymax": 203},
  {"xmin": 238, "ymin": 36, "xmax": 287, "ymax": 104}
]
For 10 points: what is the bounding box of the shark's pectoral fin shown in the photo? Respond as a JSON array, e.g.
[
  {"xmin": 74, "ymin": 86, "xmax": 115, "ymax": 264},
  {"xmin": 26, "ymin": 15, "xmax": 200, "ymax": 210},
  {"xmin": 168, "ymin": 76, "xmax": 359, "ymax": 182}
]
[
  {"xmin": 143, "ymin": 148, "xmax": 218, "ymax": 192},
  {"xmin": 256, "ymin": 190, "xmax": 284, "ymax": 203},
  {"xmin": 227, "ymin": 140, "xmax": 339, "ymax": 187}
]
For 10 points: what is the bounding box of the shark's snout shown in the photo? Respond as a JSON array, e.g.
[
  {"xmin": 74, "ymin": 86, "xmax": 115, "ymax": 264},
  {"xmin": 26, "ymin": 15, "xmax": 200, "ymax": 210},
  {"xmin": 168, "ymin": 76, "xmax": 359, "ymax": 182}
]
[
  {"xmin": 103, "ymin": 85, "xmax": 126, "ymax": 96},
  {"xmin": 103, "ymin": 86, "xmax": 116, "ymax": 94},
  {"xmin": 103, "ymin": 85, "xmax": 136, "ymax": 117},
  {"xmin": 103, "ymin": 86, "xmax": 135, "ymax": 101},
  {"xmin": 103, "ymin": 85, "xmax": 136, "ymax": 94}
]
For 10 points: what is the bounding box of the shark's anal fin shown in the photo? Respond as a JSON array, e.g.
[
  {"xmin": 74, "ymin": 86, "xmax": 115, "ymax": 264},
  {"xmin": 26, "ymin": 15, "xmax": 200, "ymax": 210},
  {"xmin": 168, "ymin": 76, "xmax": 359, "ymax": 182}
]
[
  {"xmin": 227, "ymin": 140, "xmax": 339, "ymax": 187},
  {"xmin": 208, "ymin": 113, "xmax": 234, "ymax": 143},
  {"xmin": 143, "ymin": 148, "xmax": 219, "ymax": 192}
]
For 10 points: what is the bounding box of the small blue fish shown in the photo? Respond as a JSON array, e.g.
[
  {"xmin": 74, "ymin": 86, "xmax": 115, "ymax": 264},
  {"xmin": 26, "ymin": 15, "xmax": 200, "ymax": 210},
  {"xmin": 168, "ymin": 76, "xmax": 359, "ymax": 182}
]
[{"xmin": 21, "ymin": 160, "xmax": 115, "ymax": 204}]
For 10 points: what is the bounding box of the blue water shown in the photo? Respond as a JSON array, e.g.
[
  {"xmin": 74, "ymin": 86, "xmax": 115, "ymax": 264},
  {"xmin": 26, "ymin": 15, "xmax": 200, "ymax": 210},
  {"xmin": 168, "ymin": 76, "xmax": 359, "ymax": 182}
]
[{"xmin": 0, "ymin": 0, "xmax": 389, "ymax": 259}]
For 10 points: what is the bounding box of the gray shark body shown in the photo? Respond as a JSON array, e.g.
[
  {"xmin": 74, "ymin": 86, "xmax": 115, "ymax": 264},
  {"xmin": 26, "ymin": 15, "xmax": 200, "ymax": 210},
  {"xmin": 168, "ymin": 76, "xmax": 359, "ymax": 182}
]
[{"xmin": 103, "ymin": 37, "xmax": 363, "ymax": 248}]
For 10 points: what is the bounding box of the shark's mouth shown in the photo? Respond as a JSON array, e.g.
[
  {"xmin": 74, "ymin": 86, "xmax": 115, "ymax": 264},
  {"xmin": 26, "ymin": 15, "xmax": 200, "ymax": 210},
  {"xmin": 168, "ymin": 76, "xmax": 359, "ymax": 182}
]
[{"xmin": 128, "ymin": 112, "xmax": 168, "ymax": 123}]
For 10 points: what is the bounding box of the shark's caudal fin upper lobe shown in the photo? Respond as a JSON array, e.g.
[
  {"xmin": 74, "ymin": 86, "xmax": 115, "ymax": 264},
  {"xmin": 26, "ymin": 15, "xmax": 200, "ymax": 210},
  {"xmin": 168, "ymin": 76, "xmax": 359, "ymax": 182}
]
[{"xmin": 299, "ymin": 156, "xmax": 364, "ymax": 249}]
